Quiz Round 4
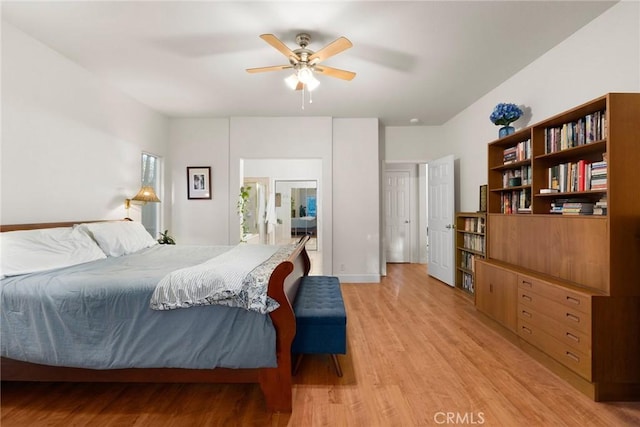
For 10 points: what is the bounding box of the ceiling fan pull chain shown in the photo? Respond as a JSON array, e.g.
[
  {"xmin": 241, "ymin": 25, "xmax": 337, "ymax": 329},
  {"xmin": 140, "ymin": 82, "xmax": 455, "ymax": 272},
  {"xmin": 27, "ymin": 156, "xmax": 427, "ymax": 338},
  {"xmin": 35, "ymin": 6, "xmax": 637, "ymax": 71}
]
[
  {"xmin": 309, "ymin": 88, "xmax": 313, "ymax": 104},
  {"xmin": 301, "ymin": 84, "xmax": 305, "ymax": 110}
]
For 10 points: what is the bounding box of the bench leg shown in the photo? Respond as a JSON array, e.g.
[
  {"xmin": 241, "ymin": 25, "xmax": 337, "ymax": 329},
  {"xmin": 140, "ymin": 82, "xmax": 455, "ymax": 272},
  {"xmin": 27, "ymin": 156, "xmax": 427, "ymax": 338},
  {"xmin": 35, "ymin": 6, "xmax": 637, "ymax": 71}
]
[{"xmin": 330, "ymin": 354, "xmax": 343, "ymax": 377}]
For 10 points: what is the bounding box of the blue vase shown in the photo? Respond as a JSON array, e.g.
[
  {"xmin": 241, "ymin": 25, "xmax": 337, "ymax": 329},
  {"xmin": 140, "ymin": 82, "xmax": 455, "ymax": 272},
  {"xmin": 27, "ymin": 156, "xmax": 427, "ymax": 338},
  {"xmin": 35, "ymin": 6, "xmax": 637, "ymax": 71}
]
[{"xmin": 499, "ymin": 125, "xmax": 515, "ymax": 138}]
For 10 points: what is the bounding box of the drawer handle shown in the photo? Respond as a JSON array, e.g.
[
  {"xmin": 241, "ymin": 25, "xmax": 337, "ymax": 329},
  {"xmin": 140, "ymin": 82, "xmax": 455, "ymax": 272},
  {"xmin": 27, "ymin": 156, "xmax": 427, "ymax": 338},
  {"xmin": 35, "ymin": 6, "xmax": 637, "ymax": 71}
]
[
  {"xmin": 565, "ymin": 351, "xmax": 580, "ymax": 363},
  {"xmin": 566, "ymin": 313, "xmax": 580, "ymax": 323},
  {"xmin": 521, "ymin": 280, "xmax": 533, "ymax": 288},
  {"xmin": 565, "ymin": 332, "xmax": 580, "ymax": 342},
  {"xmin": 521, "ymin": 326, "xmax": 532, "ymax": 335},
  {"xmin": 521, "ymin": 294, "xmax": 532, "ymax": 302},
  {"xmin": 566, "ymin": 296, "xmax": 581, "ymax": 305},
  {"xmin": 521, "ymin": 310, "xmax": 532, "ymax": 318},
  {"xmin": 489, "ymin": 283, "xmax": 493, "ymax": 293}
]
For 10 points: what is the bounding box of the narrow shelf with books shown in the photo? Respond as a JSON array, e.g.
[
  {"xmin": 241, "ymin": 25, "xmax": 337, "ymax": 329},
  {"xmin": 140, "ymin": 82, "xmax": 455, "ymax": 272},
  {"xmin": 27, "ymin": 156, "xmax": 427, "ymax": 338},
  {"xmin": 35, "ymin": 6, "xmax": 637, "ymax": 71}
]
[
  {"xmin": 487, "ymin": 129, "xmax": 533, "ymax": 214},
  {"xmin": 455, "ymin": 212, "xmax": 486, "ymax": 296},
  {"xmin": 478, "ymin": 93, "xmax": 640, "ymax": 402}
]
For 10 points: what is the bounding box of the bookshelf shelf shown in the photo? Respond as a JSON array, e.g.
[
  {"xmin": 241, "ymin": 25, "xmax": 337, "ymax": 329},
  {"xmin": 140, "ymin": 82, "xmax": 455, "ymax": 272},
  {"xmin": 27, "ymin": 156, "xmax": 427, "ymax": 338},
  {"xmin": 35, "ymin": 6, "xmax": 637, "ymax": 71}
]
[
  {"xmin": 455, "ymin": 212, "xmax": 486, "ymax": 296},
  {"xmin": 490, "ymin": 159, "xmax": 531, "ymax": 171},
  {"xmin": 479, "ymin": 93, "xmax": 640, "ymax": 401}
]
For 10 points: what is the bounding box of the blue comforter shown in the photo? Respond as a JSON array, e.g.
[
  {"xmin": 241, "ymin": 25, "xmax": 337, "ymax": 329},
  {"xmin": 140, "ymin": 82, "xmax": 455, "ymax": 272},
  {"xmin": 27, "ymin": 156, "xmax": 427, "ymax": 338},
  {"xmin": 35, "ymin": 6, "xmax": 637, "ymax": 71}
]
[{"xmin": 0, "ymin": 245, "xmax": 278, "ymax": 369}]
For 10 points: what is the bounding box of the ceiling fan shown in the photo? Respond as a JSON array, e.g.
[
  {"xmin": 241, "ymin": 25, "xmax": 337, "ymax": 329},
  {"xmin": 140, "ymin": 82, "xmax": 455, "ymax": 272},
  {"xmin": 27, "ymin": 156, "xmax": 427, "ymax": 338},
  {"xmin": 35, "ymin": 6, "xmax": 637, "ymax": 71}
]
[{"xmin": 246, "ymin": 33, "xmax": 356, "ymax": 93}]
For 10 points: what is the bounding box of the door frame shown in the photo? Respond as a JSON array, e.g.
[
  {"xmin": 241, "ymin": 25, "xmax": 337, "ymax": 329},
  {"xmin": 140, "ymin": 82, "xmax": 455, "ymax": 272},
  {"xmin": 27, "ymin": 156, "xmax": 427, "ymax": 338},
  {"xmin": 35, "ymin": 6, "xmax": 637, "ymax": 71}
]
[{"xmin": 383, "ymin": 163, "xmax": 420, "ymax": 264}]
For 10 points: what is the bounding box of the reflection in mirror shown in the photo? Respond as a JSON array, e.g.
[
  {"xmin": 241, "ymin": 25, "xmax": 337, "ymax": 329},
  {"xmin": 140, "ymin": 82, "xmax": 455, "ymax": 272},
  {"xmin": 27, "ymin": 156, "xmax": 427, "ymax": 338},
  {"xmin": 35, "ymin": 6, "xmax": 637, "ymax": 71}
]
[{"xmin": 275, "ymin": 180, "xmax": 317, "ymax": 251}]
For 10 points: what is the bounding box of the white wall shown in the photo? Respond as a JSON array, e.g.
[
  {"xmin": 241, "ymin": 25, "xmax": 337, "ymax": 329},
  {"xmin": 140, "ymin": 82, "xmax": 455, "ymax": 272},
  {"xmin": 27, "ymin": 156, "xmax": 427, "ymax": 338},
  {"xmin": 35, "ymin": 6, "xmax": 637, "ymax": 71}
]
[
  {"xmin": 1, "ymin": 22, "xmax": 169, "ymax": 225},
  {"xmin": 168, "ymin": 118, "xmax": 229, "ymax": 245},
  {"xmin": 385, "ymin": 1, "xmax": 640, "ymax": 213},
  {"xmin": 229, "ymin": 117, "xmax": 335, "ymax": 274},
  {"xmin": 333, "ymin": 118, "xmax": 380, "ymax": 282},
  {"xmin": 168, "ymin": 117, "xmax": 380, "ymax": 281},
  {"xmin": 385, "ymin": 126, "xmax": 447, "ymax": 163}
]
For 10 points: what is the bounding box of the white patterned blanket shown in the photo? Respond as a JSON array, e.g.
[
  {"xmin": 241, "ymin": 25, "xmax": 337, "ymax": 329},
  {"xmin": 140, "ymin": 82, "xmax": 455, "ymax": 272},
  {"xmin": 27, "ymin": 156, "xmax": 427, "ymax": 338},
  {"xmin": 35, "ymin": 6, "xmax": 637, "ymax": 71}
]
[{"xmin": 150, "ymin": 243, "xmax": 297, "ymax": 314}]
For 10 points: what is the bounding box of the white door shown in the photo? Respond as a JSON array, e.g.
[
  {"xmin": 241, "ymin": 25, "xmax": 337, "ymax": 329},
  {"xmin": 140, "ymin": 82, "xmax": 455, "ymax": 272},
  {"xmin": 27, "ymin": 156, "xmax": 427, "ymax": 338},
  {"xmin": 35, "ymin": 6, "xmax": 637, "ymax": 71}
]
[
  {"xmin": 427, "ymin": 155, "xmax": 455, "ymax": 286},
  {"xmin": 385, "ymin": 170, "xmax": 411, "ymax": 262}
]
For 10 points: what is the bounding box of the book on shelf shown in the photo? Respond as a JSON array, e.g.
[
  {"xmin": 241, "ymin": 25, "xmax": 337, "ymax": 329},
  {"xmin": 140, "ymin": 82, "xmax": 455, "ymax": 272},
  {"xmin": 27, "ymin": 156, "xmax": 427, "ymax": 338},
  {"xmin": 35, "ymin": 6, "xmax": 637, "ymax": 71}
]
[
  {"xmin": 502, "ymin": 139, "xmax": 532, "ymax": 164},
  {"xmin": 540, "ymin": 188, "xmax": 560, "ymax": 194},
  {"xmin": 561, "ymin": 201, "xmax": 594, "ymax": 215},
  {"xmin": 595, "ymin": 196, "xmax": 608, "ymax": 207},
  {"xmin": 592, "ymin": 196, "xmax": 608, "ymax": 215},
  {"xmin": 461, "ymin": 272, "xmax": 474, "ymax": 293},
  {"xmin": 544, "ymin": 110, "xmax": 607, "ymax": 154},
  {"xmin": 463, "ymin": 217, "xmax": 485, "ymax": 233},
  {"xmin": 463, "ymin": 234, "xmax": 485, "ymax": 252},
  {"xmin": 501, "ymin": 189, "xmax": 531, "ymax": 214},
  {"xmin": 593, "ymin": 207, "xmax": 607, "ymax": 216},
  {"xmin": 547, "ymin": 159, "xmax": 607, "ymax": 192}
]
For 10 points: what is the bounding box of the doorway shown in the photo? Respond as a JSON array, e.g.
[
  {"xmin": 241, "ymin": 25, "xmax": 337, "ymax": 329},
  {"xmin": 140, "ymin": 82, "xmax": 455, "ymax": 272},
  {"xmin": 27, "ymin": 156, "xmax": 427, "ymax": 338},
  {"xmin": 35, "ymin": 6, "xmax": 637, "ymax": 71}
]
[
  {"xmin": 383, "ymin": 163, "xmax": 430, "ymax": 269},
  {"xmin": 241, "ymin": 158, "xmax": 323, "ymax": 274}
]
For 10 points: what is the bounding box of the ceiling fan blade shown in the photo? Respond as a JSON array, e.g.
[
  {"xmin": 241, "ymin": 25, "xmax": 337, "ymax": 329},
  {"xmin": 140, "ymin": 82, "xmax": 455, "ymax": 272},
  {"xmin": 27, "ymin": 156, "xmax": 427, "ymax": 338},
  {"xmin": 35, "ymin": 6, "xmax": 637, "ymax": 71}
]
[
  {"xmin": 260, "ymin": 34, "xmax": 300, "ymax": 62},
  {"xmin": 308, "ymin": 37, "xmax": 353, "ymax": 64},
  {"xmin": 314, "ymin": 65, "xmax": 356, "ymax": 81},
  {"xmin": 246, "ymin": 65, "xmax": 292, "ymax": 74}
]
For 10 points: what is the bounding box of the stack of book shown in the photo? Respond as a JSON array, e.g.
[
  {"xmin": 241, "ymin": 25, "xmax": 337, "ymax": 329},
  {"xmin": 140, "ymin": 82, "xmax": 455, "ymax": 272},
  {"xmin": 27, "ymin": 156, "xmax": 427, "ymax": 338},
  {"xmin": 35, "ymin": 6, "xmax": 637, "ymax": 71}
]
[
  {"xmin": 593, "ymin": 196, "xmax": 607, "ymax": 215},
  {"xmin": 562, "ymin": 201, "xmax": 594, "ymax": 215},
  {"xmin": 550, "ymin": 199, "xmax": 566, "ymax": 214},
  {"xmin": 503, "ymin": 146, "xmax": 517, "ymax": 164},
  {"xmin": 589, "ymin": 160, "xmax": 607, "ymax": 190}
]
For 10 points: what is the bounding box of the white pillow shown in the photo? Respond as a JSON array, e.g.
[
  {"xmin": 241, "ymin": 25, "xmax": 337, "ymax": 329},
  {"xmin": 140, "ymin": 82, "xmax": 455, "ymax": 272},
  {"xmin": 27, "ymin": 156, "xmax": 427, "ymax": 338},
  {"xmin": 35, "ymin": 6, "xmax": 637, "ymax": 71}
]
[
  {"xmin": 78, "ymin": 221, "xmax": 157, "ymax": 257},
  {"xmin": 0, "ymin": 226, "xmax": 107, "ymax": 277}
]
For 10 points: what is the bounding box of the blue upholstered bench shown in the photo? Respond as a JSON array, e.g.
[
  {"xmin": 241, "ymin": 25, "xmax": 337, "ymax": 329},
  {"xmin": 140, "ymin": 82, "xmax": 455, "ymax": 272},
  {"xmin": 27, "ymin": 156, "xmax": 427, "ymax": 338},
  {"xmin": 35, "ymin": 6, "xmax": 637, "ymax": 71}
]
[{"xmin": 291, "ymin": 275, "xmax": 347, "ymax": 377}]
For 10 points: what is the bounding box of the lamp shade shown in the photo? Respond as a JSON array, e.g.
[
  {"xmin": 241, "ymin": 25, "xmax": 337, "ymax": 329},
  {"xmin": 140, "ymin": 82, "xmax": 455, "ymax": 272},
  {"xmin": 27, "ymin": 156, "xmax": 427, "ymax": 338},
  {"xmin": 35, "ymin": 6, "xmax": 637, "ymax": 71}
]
[{"xmin": 132, "ymin": 186, "xmax": 161, "ymax": 203}]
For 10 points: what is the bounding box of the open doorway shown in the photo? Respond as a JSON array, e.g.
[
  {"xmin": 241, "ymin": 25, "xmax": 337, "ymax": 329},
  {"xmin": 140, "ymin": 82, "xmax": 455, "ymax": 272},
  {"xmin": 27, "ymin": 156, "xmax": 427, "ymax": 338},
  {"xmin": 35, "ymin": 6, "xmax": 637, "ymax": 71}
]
[
  {"xmin": 241, "ymin": 158, "xmax": 323, "ymax": 274},
  {"xmin": 383, "ymin": 163, "xmax": 430, "ymax": 269}
]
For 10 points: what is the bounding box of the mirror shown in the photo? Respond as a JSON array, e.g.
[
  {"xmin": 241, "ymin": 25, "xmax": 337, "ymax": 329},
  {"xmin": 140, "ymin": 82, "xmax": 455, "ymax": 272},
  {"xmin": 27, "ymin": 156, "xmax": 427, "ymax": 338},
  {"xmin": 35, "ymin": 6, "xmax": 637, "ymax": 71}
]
[{"xmin": 275, "ymin": 180, "xmax": 317, "ymax": 250}]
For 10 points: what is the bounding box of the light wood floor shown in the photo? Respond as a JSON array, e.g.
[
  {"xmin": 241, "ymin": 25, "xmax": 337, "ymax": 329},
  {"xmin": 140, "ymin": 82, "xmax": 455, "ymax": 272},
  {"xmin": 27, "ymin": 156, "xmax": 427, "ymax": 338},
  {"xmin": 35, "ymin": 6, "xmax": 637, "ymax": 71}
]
[{"xmin": 2, "ymin": 264, "xmax": 639, "ymax": 426}]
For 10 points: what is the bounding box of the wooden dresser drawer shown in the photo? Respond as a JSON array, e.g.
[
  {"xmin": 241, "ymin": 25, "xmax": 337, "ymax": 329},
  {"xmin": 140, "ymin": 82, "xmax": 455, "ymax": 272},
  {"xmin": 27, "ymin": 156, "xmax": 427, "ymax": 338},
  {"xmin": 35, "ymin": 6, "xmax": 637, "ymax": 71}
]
[
  {"xmin": 518, "ymin": 288, "xmax": 591, "ymax": 335},
  {"xmin": 518, "ymin": 274, "xmax": 591, "ymax": 315},
  {"xmin": 518, "ymin": 305, "xmax": 590, "ymax": 355},
  {"xmin": 518, "ymin": 319, "xmax": 592, "ymax": 381}
]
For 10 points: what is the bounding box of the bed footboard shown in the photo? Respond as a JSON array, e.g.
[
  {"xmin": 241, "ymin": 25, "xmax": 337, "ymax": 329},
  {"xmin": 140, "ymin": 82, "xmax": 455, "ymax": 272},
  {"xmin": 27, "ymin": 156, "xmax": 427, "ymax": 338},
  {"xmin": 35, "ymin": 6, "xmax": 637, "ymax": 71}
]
[{"xmin": 259, "ymin": 235, "xmax": 310, "ymax": 411}]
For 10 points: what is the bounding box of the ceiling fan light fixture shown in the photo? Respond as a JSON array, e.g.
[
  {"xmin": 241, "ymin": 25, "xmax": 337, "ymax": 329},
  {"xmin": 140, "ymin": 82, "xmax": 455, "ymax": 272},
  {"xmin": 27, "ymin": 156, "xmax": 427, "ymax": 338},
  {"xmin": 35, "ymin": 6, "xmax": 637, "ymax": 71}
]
[
  {"xmin": 305, "ymin": 74, "xmax": 320, "ymax": 91},
  {"xmin": 284, "ymin": 73, "xmax": 298, "ymax": 90},
  {"xmin": 297, "ymin": 67, "xmax": 313, "ymax": 84}
]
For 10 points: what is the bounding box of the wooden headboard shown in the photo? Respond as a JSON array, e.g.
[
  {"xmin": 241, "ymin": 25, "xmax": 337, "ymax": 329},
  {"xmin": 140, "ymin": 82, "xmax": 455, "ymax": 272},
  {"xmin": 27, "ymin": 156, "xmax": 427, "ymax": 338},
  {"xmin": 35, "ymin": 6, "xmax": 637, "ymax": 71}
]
[{"xmin": 1, "ymin": 219, "xmax": 129, "ymax": 233}]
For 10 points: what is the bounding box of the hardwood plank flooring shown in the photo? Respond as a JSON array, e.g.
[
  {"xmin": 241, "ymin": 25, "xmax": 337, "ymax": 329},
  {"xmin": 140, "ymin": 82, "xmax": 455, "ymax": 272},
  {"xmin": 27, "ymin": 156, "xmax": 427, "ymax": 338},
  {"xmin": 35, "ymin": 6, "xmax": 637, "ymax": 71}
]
[{"xmin": 2, "ymin": 264, "xmax": 639, "ymax": 426}]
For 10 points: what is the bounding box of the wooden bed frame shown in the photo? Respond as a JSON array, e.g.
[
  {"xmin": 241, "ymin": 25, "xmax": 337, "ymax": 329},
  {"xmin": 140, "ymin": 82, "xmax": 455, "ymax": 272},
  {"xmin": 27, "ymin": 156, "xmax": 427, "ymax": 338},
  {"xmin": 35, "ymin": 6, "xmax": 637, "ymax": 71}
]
[{"xmin": 0, "ymin": 220, "xmax": 311, "ymax": 412}]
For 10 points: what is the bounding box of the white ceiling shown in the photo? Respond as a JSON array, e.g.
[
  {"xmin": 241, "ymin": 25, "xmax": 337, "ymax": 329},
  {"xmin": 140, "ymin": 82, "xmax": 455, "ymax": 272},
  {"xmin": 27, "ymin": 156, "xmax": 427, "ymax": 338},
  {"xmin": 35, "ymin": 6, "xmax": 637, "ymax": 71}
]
[{"xmin": 2, "ymin": 1, "xmax": 617, "ymax": 126}]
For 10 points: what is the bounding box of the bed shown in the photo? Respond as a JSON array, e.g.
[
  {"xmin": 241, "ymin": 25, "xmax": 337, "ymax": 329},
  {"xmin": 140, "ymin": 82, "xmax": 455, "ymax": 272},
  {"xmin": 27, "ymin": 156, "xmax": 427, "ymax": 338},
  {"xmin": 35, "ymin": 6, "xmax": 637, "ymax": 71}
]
[
  {"xmin": 0, "ymin": 220, "xmax": 311, "ymax": 412},
  {"xmin": 291, "ymin": 216, "xmax": 317, "ymax": 236}
]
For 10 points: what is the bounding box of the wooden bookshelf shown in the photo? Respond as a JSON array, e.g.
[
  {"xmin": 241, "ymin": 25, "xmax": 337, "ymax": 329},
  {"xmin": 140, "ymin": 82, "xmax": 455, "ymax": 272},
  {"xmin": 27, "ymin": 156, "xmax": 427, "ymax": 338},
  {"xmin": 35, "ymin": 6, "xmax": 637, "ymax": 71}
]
[
  {"xmin": 478, "ymin": 93, "xmax": 640, "ymax": 401},
  {"xmin": 455, "ymin": 212, "xmax": 485, "ymax": 296},
  {"xmin": 487, "ymin": 131, "xmax": 533, "ymax": 214}
]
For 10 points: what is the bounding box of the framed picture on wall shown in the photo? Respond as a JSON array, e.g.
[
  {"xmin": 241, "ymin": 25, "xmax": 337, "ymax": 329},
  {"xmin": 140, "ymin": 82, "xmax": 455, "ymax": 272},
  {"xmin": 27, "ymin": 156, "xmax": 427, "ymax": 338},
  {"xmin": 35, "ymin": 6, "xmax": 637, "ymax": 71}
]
[{"xmin": 187, "ymin": 166, "xmax": 212, "ymax": 200}]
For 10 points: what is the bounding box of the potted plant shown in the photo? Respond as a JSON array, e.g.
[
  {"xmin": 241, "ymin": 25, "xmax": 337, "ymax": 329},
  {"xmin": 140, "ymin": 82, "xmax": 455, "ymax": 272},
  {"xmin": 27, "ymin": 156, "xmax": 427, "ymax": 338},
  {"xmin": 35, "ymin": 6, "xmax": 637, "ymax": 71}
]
[
  {"xmin": 157, "ymin": 230, "xmax": 176, "ymax": 245},
  {"xmin": 490, "ymin": 103, "xmax": 523, "ymax": 138},
  {"xmin": 237, "ymin": 186, "xmax": 251, "ymax": 242}
]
